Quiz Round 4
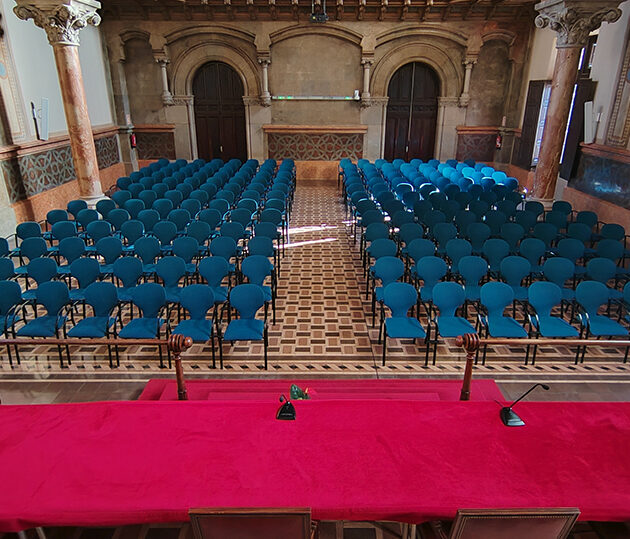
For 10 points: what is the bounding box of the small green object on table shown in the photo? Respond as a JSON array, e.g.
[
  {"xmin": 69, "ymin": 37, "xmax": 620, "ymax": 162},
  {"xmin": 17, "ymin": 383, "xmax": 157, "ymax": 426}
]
[{"xmin": 290, "ymin": 384, "xmax": 310, "ymax": 400}]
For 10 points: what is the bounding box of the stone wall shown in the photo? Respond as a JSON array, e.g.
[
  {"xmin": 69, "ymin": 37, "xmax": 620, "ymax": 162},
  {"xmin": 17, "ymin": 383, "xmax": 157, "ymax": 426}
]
[{"xmin": 100, "ymin": 19, "xmax": 533, "ymax": 163}]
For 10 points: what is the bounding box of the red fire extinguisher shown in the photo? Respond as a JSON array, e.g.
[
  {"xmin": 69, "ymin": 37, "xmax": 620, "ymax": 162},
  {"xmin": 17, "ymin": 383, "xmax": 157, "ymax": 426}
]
[
  {"xmin": 130, "ymin": 133, "xmax": 137, "ymax": 149},
  {"xmin": 495, "ymin": 134, "xmax": 502, "ymax": 149}
]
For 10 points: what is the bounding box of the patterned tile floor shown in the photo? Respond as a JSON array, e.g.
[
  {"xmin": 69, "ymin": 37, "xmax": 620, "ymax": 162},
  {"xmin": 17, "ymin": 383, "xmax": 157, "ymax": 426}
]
[{"xmin": 1, "ymin": 180, "xmax": 630, "ymax": 383}]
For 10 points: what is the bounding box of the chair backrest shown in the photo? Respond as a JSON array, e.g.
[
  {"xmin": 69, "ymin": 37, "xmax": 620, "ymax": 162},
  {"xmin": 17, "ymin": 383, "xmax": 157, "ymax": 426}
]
[
  {"xmin": 107, "ymin": 208, "xmax": 131, "ymax": 231},
  {"xmin": 433, "ymin": 281, "xmax": 465, "ymax": 317},
  {"xmin": 131, "ymin": 283, "xmax": 166, "ymax": 318},
  {"xmin": 96, "ymin": 237, "xmax": 123, "ymax": 264},
  {"xmin": 447, "ymin": 508, "xmax": 579, "ymax": 539},
  {"xmin": 179, "ymin": 284, "xmax": 215, "ymax": 320},
  {"xmin": 86, "ymin": 220, "xmax": 113, "ymax": 243},
  {"xmin": 372, "ymin": 256, "xmax": 405, "ymax": 288},
  {"xmin": 533, "ymin": 222, "xmax": 558, "ymax": 248},
  {"xmin": 260, "ymin": 208, "xmax": 283, "ymax": 226},
  {"xmin": 70, "ymin": 257, "xmax": 100, "ymax": 288},
  {"xmin": 596, "ymin": 238, "xmax": 624, "ymax": 262},
  {"xmin": 156, "ymin": 256, "xmax": 186, "ymax": 288},
  {"xmin": 58, "ymin": 237, "xmax": 86, "ymax": 264},
  {"xmin": 153, "ymin": 198, "xmax": 174, "ymax": 219},
  {"xmin": 153, "ymin": 220, "xmax": 178, "ymax": 247},
  {"xmin": 480, "ymin": 281, "xmax": 514, "ymax": 317},
  {"xmin": 586, "ymin": 257, "xmax": 616, "ymax": 284},
  {"xmin": 576, "ymin": 280, "xmax": 610, "ymax": 317},
  {"xmin": 416, "ymin": 256, "xmax": 447, "ymax": 287},
  {"xmin": 0, "ymin": 258, "xmax": 15, "ymax": 280},
  {"xmin": 368, "ymin": 238, "xmax": 397, "ymax": 259},
  {"xmin": 519, "ymin": 238, "xmax": 546, "ymax": 267},
  {"xmin": 543, "ymin": 257, "xmax": 575, "ymax": 288},
  {"xmin": 247, "ymin": 236, "xmax": 274, "ymax": 257},
  {"xmin": 138, "ymin": 209, "xmax": 160, "ymax": 233},
  {"xmin": 466, "ymin": 223, "xmax": 491, "ymax": 250},
  {"xmin": 556, "ymin": 238, "xmax": 584, "ymax": 263},
  {"xmin": 121, "ymin": 220, "xmax": 144, "ymax": 245},
  {"xmin": 600, "ymin": 223, "xmax": 625, "ymax": 242},
  {"xmin": 36, "ymin": 281, "xmax": 70, "ymax": 315},
  {"xmin": 229, "ymin": 283, "xmax": 265, "ymax": 319},
  {"xmin": 241, "ymin": 255, "xmax": 273, "ymax": 286},
  {"xmin": 529, "ymin": 281, "xmax": 562, "ymax": 317},
  {"xmin": 220, "ymin": 221, "xmax": 246, "ymax": 242},
  {"xmin": 27, "ymin": 257, "xmax": 58, "ymax": 284},
  {"xmin": 76, "ymin": 208, "xmax": 100, "ymax": 229},
  {"xmin": 383, "ymin": 282, "xmax": 417, "ymax": 317},
  {"xmin": 458, "ymin": 255, "xmax": 488, "ymax": 285},
  {"xmin": 113, "ymin": 256, "xmax": 143, "ymax": 288},
  {"xmin": 83, "ymin": 281, "xmax": 119, "ymax": 317},
  {"xmin": 499, "ymin": 255, "xmax": 531, "ymax": 286},
  {"xmin": 16, "ymin": 221, "xmax": 42, "ymax": 241},
  {"xmin": 187, "ymin": 220, "xmax": 212, "ymax": 245},
  {"xmin": 445, "ymin": 239, "xmax": 472, "ymax": 271},
  {"xmin": 199, "ymin": 256, "xmax": 230, "ymax": 287},
  {"xmin": 67, "ymin": 199, "xmax": 88, "ymax": 218},
  {"xmin": 0, "ymin": 280, "xmax": 22, "ymax": 316},
  {"xmin": 210, "ymin": 236, "xmax": 237, "ymax": 260},
  {"xmin": 123, "ymin": 199, "xmax": 145, "ymax": 219},
  {"xmin": 189, "ymin": 508, "xmax": 312, "ymax": 539},
  {"xmin": 172, "ymin": 236, "xmax": 199, "ymax": 263},
  {"xmin": 19, "ymin": 237, "xmax": 48, "ymax": 261}
]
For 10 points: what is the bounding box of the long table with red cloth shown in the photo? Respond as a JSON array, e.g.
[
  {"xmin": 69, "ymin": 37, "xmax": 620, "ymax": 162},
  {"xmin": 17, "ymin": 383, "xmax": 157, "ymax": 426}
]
[{"xmin": 1, "ymin": 399, "xmax": 630, "ymax": 531}]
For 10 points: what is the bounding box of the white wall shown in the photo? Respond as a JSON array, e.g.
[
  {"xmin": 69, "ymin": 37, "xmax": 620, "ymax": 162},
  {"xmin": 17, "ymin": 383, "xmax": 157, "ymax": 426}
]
[
  {"xmin": 2, "ymin": 0, "xmax": 114, "ymax": 138},
  {"xmin": 518, "ymin": 27, "xmax": 556, "ymax": 126},
  {"xmin": 590, "ymin": 0, "xmax": 630, "ymax": 144}
]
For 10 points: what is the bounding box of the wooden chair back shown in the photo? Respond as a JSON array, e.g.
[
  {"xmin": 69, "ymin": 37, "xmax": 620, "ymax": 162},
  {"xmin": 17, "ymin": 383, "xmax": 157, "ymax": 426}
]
[
  {"xmin": 448, "ymin": 508, "xmax": 580, "ymax": 539},
  {"xmin": 189, "ymin": 507, "xmax": 312, "ymax": 539}
]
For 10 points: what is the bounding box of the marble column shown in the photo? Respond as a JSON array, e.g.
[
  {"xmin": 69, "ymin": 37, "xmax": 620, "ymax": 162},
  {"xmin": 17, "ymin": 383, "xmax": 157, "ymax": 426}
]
[
  {"xmin": 361, "ymin": 58, "xmax": 372, "ymax": 99},
  {"xmin": 532, "ymin": 0, "xmax": 622, "ymax": 202},
  {"xmin": 459, "ymin": 57, "xmax": 476, "ymax": 107},
  {"xmin": 14, "ymin": 0, "xmax": 104, "ymax": 205},
  {"xmin": 258, "ymin": 58, "xmax": 271, "ymax": 107},
  {"xmin": 156, "ymin": 56, "xmax": 174, "ymax": 105}
]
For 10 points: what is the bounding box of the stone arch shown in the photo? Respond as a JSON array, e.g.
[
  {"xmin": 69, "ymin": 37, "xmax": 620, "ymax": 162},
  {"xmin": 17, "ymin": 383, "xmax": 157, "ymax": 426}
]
[
  {"xmin": 269, "ymin": 23, "xmax": 363, "ymax": 47},
  {"xmin": 171, "ymin": 41, "xmax": 260, "ymax": 97},
  {"xmin": 376, "ymin": 25, "xmax": 468, "ymax": 49},
  {"xmin": 372, "ymin": 41, "xmax": 463, "ymax": 98}
]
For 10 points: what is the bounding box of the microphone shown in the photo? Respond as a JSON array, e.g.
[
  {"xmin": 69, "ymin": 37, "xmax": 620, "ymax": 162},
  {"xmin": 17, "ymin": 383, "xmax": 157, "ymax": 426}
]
[
  {"xmin": 500, "ymin": 383, "xmax": 549, "ymax": 427},
  {"xmin": 276, "ymin": 394, "xmax": 296, "ymax": 421}
]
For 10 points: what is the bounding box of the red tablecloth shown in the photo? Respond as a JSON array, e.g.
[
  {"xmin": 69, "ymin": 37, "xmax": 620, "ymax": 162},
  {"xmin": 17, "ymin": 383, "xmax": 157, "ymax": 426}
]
[{"xmin": 1, "ymin": 399, "xmax": 630, "ymax": 531}]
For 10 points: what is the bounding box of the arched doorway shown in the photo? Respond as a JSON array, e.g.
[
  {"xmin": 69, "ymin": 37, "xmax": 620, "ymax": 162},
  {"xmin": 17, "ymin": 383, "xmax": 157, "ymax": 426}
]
[
  {"xmin": 384, "ymin": 62, "xmax": 439, "ymax": 162},
  {"xmin": 193, "ymin": 61, "xmax": 247, "ymax": 161}
]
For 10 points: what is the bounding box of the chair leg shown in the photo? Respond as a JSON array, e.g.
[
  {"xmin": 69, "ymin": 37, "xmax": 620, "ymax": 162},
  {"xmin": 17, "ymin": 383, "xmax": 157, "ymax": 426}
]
[
  {"xmin": 107, "ymin": 344, "xmax": 113, "ymax": 368},
  {"xmin": 382, "ymin": 330, "xmax": 387, "ymax": 366},
  {"xmin": 264, "ymin": 329, "xmax": 268, "ymax": 370},
  {"xmin": 57, "ymin": 344, "xmax": 65, "ymax": 368},
  {"xmin": 211, "ymin": 333, "xmax": 216, "ymax": 369},
  {"xmin": 158, "ymin": 345, "xmax": 165, "ymax": 368}
]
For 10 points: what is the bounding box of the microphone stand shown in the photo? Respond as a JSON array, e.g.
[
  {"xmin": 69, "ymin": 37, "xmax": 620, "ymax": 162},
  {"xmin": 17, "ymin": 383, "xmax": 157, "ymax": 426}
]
[{"xmin": 500, "ymin": 383, "xmax": 549, "ymax": 427}]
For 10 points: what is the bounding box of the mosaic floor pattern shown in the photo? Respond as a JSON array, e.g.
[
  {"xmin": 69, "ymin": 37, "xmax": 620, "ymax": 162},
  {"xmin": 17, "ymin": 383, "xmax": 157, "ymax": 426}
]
[{"xmin": 1, "ymin": 179, "xmax": 630, "ymax": 382}]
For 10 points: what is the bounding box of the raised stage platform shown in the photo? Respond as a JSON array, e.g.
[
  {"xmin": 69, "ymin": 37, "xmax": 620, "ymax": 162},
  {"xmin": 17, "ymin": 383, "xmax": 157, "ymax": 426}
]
[
  {"xmin": 1, "ymin": 397, "xmax": 630, "ymax": 532},
  {"xmin": 138, "ymin": 378, "xmax": 505, "ymax": 402}
]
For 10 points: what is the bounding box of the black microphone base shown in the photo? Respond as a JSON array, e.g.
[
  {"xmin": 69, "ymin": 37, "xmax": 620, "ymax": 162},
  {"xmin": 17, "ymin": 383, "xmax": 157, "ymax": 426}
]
[{"xmin": 500, "ymin": 407, "xmax": 525, "ymax": 427}]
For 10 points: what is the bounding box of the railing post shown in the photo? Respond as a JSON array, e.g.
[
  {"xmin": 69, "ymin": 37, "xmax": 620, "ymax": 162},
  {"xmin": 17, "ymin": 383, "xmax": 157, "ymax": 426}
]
[
  {"xmin": 168, "ymin": 334, "xmax": 193, "ymax": 401},
  {"xmin": 455, "ymin": 334, "xmax": 480, "ymax": 401}
]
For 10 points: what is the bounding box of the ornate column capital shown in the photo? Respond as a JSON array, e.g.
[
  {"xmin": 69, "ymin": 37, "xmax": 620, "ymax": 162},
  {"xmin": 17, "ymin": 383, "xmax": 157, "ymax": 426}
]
[
  {"xmin": 361, "ymin": 57, "xmax": 374, "ymax": 67},
  {"xmin": 534, "ymin": 0, "xmax": 622, "ymax": 48},
  {"xmin": 14, "ymin": 0, "xmax": 101, "ymax": 46},
  {"xmin": 257, "ymin": 56, "xmax": 271, "ymax": 68}
]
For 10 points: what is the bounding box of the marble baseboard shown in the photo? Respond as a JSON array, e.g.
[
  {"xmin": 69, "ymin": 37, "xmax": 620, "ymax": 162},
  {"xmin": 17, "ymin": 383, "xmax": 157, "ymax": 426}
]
[{"xmin": 12, "ymin": 162, "xmax": 126, "ymax": 223}]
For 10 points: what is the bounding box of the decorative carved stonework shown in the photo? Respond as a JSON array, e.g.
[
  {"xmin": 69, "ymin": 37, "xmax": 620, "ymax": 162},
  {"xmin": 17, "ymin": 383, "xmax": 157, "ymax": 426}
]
[
  {"xmin": 14, "ymin": 0, "xmax": 101, "ymax": 46},
  {"xmin": 534, "ymin": 0, "xmax": 622, "ymax": 48},
  {"xmin": 168, "ymin": 95, "xmax": 193, "ymax": 107}
]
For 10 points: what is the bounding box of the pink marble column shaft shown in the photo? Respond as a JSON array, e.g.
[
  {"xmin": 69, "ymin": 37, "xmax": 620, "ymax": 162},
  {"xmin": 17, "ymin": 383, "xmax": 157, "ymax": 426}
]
[
  {"xmin": 53, "ymin": 44, "xmax": 103, "ymax": 201},
  {"xmin": 532, "ymin": 47, "xmax": 581, "ymax": 200}
]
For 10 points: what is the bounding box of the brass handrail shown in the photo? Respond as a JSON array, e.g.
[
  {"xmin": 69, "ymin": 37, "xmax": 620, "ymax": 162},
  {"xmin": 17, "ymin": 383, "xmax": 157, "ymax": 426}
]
[{"xmin": 455, "ymin": 334, "xmax": 630, "ymax": 401}]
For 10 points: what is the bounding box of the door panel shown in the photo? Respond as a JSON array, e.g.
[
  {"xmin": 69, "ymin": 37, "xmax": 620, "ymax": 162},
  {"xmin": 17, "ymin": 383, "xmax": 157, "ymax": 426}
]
[
  {"xmin": 384, "ymin": 62, "xmax": 439, "ymax": 162},
  {"xmin": 193, "ymin": 62, "xmax": 247, "ymax": 161}
]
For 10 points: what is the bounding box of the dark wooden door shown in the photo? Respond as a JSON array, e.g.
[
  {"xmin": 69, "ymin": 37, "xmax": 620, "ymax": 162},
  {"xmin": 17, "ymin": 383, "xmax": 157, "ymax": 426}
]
[
  {"xmin": 384, "ymin": 62, "xmax": 439, "ymax": 162},
  {"xmin": 193, "ymin": 62, "xmax": 247, "ymax": 161}
]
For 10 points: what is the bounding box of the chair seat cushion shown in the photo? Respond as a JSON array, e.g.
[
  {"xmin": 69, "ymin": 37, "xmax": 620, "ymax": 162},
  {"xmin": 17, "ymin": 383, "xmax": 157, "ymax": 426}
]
[
  {"xmin": 436, "ymin": 316, "xmax": 476, "ymax": 337},
  {"xmin": 142, "ymin": 263, "xmax": 157, "ymax": 275},
  {"xmin": 67, "ymin": 316, "xmax": 115, "ymax": 338},
  {"xmin": 119, "ymin": 318, "xmax": 164, "ymax": 339},
  {"xmin": 172, "ymin": 319, "xmax": 212, "ymax": 342},
  {"xmin": 116, "ymin": 288, "xmax": 133, "ymax": 302},
  {"xmin": 609, "ymin": 288, "xmax": 623, "ymax": 300},
  {"xmin": 487, "ymin": 315, "xmax": 528, "ymax": 338},
  {"xmin": 99, "ymin": 264, "xmax": 114, "ymax": 274},
  {"xmin": 17, "ymin": 315, "xmax": 66, "ymax": 337},
  {"xmin": 69, "ymin": 289, "xmax": 87, "ymax": 301},
  {"xmin": 385, "ymin": 317, "xmax": 426, "ymax": 339},
  {"xmin": 420, "ymin": 286, "xmax": 434, "ymax": 302},
  {"xmin": 561, "ymin": 288, "xmax": 575, "ymax": 301},
  {"xmin": 223, "ymin": 318, "xmax": 264, "ymax": 341},
  {"xmin": 587, "ymin": 315, "xmax": 628, "ymax": 337},
  {"xmin": 21, "ymin": 289, "xmax": 37, "ymax": 301},
  {"xmin": 536, "ymin": 315, "xmax": 579, "ymax": 337}
]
